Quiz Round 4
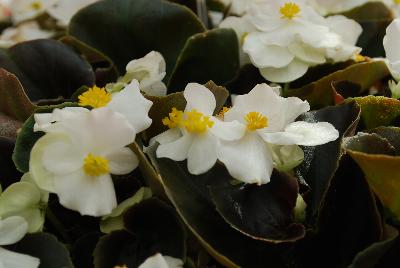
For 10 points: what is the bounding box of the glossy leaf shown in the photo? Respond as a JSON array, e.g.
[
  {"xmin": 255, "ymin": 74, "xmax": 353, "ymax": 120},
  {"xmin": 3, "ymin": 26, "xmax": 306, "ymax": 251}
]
[
  {"xmin": 349, "ymin": 96, "xmax": 400, "ymax": 129},
  {"xmin": 295, "ymin": 101, "xmax": 361, "ymax": 224},
  {"xmin": 209, "ymin": 170, "xmax": 305, "ymax": 243},
  {"xmin": 168, "ymin": 28, "xmax": 239, "ymax": 90},
  {"xmin": 0, "ymin": 68, "xmax": 35, "ymax": 121},
  {"xmin": 69, "ymin": 0, "xmax": 206, "ymax": 76},
  {"xmin": 344, "ymin": 132, "xmax": 400, "ymax": 221},
  {"xmin": 0, "ymin": 39, "xmax": 95, "ymax": 101},
  {"xmin": 146, "ymin": 144, "xmax": 289, "ymax": 268},
  {"xmin": 285, "ymin": 61, "xmax": 390, "ymax": 109}
]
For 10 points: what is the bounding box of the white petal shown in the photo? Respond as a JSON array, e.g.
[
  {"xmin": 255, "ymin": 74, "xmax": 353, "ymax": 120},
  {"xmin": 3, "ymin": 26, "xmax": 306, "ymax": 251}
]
[
  {"xmin": 47, "ymin": 0, "xmax": 98, "ymax": 26},
  {"xmin": 54, "ymin": 171, "xmax": 117, "ymax": 217},
  {"xmin": 260, "ymin": 59, "xmax": 309, "ymax": 83},
  {"xmin": 210, "ymin": 119, "xmax": 247, "ymax": 141},
  {"xmin": 219, "ymin": 16, "xmax": 256, "ymax": 44},
  {"xmin": 260, "ymin": 121, "xmax": 339, "ymax": 146},
  {"xmin": 0, "ymin": 216, "xmax": 28, "ymax": 245},
  {"xmin": 107, "ymin": 80, "xmax": 153, "ymax": 133},
  {"xmin": 217, "ymin": 133, "xmax": 274, "ymax": 184},
  {"xmin": 0, "ymin": 247, "xmax": 40, "ymax": 268},
  {"xmin": 105, "ymin": 147, "xmax": 139, "ymax": 175},
  {"xmin": 11, "ymin": 0, "xmax": 58, "ymax": 23},
  {"xmin": 325, "ymin": 15, "xmax": 362, "ymax": 46},
  {"xmin": 156, "ymin": 134, "xmax": 193, "ymax": 161},
  {"xmin": 183, "ymin": 83, "xmax": 216, "ymax": 115},
  {"xmin": 288, "ymin": 42, "xmax": 326, "ymax": 64},
  {"xmin": 138, "ymin": 253, "xmax": 169, "ymax": 268},
  {"xmin": 143, "ymin": 81, "xmax": 167, "ymax": 96},
  {"xmin": 282, "ymin": 97, "xmax": 310, "ymax": 125},
  {"xmin": 243, "ymin": 33, "xmax": 294, "ymax": 68},
  {"xmin": 149, "ymin": 128, "xmax": 182, "ymax": 146},
  {"xmin": 187, "ymin": 134, "xmax": 218, "ymax": 175}
]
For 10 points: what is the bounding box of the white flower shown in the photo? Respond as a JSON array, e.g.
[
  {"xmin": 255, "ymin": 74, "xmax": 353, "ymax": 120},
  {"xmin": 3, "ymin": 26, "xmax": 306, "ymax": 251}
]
[
  {"xmin": 0, "ymin": 21, "xmax": 53, "ymax": 48},
  {"xmin": 138, "ymin": 253, "xmax": 183, "ymax": 268},
  {"xmin": 307, "ymin": 0, "xmax": 370, "ymax": 15},
  {"xmin": 10, "ymin": 0, "xmax": 58, "ymax": 23},
  {"xmin": 389, "ymin": 80, "xmax": 400, "ymax": 98},
  {"xmin": 216, "ymin": 83, "xmax": 339, "ymax": 184},
  {"xmin": 0, "ymin": 174, "xmax": 48, "ymax": 233},
  {"xmin": 152, "ymin": 83, "xmax": 242, "ymax": 175},
  {"xmin": 221, "ymin": 0, "xmax": 362, "ymax": 82},
  {"xmin": 0, "ymin": 216, "xmax": 40, "ymax": 268},
  {"xmin": 35, "ymin": 80, "xmax": 153, "ymax": 135},
  {"xmin": 384, "ymin": 18, "xmax": 400, "ymax": 80},
  {"xmin": 47, "ymin": 0, "xmax": 99, "ymax": 26},
  {"xmin": 117, "ymin": 51, "xmax": 167, "ymax": 96},
  {"xmin": 30, "ymin": 107, "xmax": 139, "ymax": 216}
]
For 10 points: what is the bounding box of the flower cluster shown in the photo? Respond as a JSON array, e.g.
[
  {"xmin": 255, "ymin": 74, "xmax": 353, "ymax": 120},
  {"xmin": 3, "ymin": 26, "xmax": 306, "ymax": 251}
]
[
  {"xmin": 153, "ymin": 83, "xmax": 338, "ymax": 184},
  {"xmin": 220, "ymin": 0, "xmax": 363, "ymax": 82}
]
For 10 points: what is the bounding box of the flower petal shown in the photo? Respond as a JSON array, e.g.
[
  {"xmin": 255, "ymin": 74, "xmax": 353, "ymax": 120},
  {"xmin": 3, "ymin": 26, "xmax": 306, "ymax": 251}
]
[
  {"xmin": 288, "ymin": 42, "xmax": 326, "ymax": 64},
  {"xmin": 138, "ymin": 253, "xmax": 183, "ymax": 268},
  {"xmin": 149, "ymin": 128, "xmax": 182, "ymax": 146},
  {"xmin": 260, "ymin": 121, "xmax": 339, "ymax": 146},
  {"xmin": 107, "ymin": 80, "xmax": 153, "ymax": 133},
  {"xmin": 0, "ymin": 247, "xmax": 40, "ymax": 268},
  {"xmin": 187, "ymin": 134, "xmax": 218, "ymax": 175},
  {"xmin": 54, "ymin": 171, "xmax": 117, "ymax": 217},
  {"xmin": 217, "ymin": 133, "xmax": 274, "ymax": 184},
  {"xmin": 0, "ymin": 216, "xmax": 28, "ymax": 245},
  {"xmin": 156, "ymin": 134, "xmax": 193, "ymax": 161},
  {"xmin": 260, "ymin": 59, "xmax": 309, "ymax": 83},
  {"xmin": 105, "ymin": 147, "xmax": 139, "ymax": 175},
  {"xmin": 210, "ymin": 119, "xmax": 247, "ymax": 141},
  {"xmin": 184, "ymin": 83, "xmax": 216, "ymax": 115}
]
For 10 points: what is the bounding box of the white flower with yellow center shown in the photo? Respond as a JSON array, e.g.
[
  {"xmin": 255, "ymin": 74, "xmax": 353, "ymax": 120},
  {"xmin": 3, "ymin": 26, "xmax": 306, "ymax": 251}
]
[
  {"xmin": 0, "ymin": 216, "xmax": 40, "ymax": 268},
  {"xmin": 47, "ymin": 0, "xmax": 99, "ymax": 26},
  {"xmin": 152, "ymin": 83, "xmax": 243, "ymax": 175},
  {"xmin": 138, "ymin": 253, "xmax": 183, "ymax": 268},
  {"xmin": 0, "ymin": 21, "xmax": 54, "ymax": 48},
  {"xmin": 10, "ymin": 0, "xmax": 58, "ymax": 23},
  {"xmin": 30, "ymin": 107, "xmax": 138, "ymax": 216},
  {"xmin": 216, "ymin": 83, "xmax": 339, "ymax": 184},
  {"xmin": 115, "ymin": 51, "xmax": 167, "ymax": 96},
  {"xmin": 221, "ymin": 0, "xmax": 362, "ymax": 82}
]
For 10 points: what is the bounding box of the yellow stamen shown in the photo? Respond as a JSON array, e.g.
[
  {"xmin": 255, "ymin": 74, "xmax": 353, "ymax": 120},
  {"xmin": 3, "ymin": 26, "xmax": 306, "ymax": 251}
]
[
  {"xmin": 83, "ymin": 154, "xmax": 110, "ymax": 177},
  {"xmin": 162, "ymin": 107, "xmax": 184, "ymax": 129},
  {"xmin": 394, "ymin": 0, "xmax": 400, "ymax": 5},
  {"xmin": 78, "ymin": 86, "xmax": 112, "ymax": 108},
  {"xmin": 245, "ymin": 112, "xmax": 268, "ymax": 130},
  {"xmin": 354, "ymin": 54, "xmax": 365, "ymax": 62},
  {"xmin": 217, "ymin": 106, "xmax": 230, "ymax": 119},
  {"xmin": 280, "ymin": 2, "xmax": 300, "ymax": 19},
  {"xmin": 31, "ymin": 1, "xmax": 42, "ymax": 10},
  {"xmin": 114, "ymin": 265, "xmax": 128, "ymax": 268}
]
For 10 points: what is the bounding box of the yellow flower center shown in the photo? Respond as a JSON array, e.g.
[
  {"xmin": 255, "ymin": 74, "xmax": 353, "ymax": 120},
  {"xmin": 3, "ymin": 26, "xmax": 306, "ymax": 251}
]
[
  {"xmin": 354, "ymin": 54, "xmax": 365, "ymax": 62},
  {"xmin": 83, "ymin": 154, "xmax": 110, "ymax": 177},
  {"xmin": 245, "ymin": 112, "xmax": 268, "ymax": 130},
  {"xmin": 280, "ymin": 2, "xmax": 300, "ymax": 19},
  {"xmin": 394, "ymin": 0, "xmax": 400, "ymax": 5},
  {"xmin": 31, "ymin": 1, "xmax": 42, "ymax": 10},
  {"xmin": 217, "ymin": 106, "xmax": 230, "ymax": 119},
  {"xmin": 162, "ymin": 107, "xmax": 214, "ymax": 133},
  {"xmin": 78, "ymin": 86, "xmax": 112, "ymax": 108}
]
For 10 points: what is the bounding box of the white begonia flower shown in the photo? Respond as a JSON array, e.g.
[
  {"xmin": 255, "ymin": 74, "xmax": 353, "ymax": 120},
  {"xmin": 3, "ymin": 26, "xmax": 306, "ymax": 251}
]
[
  {"xmin": 0, "ymin": 174, "xmax": 48, "ymax": 233},
  {"xmin": 153, "ymin": 83, "xmax": 243, "ymax": 175},
  {"xmin": 306, "ymin": 0, "xmax": 370, "ymax": 15},
  {"xmin": 47, "ymin": 0, "xmax": 98, "ymax": 26},
  {"xmin": 384, "ymin": 18, "xmax": 400, "ymax": 80},
  {"xmin": 30, "ymin": 107, "xmax": 139, "ymax": 216},
  {"xmin": 0, "ymin": 216, "xmax": 40, "ymax": 268},
  {"xmin": 35, "ymin": 80, "xmax": 153, "ymax": 136},
  {"xmin": 10, "ymin": 0, "xmax": 58, "ymax": 23},
  {"xmin": 221, "ymin": 0, "xmax": 362, "ymax": 83},
  {"xmin": 117, "ymin": 51, "xmax": 167, "ymax": 96},
  {"xmin": 216, "ymin": 83, "xmax": 339, "ymax": 184},
  {"xmin": 138, "ymin": 253, "xmax": 183, "ymax": 268},
  {"xmin": 0, "ymin": 21, "xmax": 54, "ymax": 48}
]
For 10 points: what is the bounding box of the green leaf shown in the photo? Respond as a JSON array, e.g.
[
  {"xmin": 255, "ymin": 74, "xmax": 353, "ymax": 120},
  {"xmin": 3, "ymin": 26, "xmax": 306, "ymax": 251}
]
[
  {"xmin": 0, "ymin": 39, "xmax": 95, "ymax": 101},
  {"xmin": 146, "ymin": 144, "xmax": 289, "ymax": 268},
  {"xmin": 69, "ymin": 0, "xmax": 206, "ymax": 77},
  {"xmin": 144, "ymin": 81, "xmax": 229, "ymax": 139},
  {"xmin": 349, "ymin": 96, "xmax": 400, "ymax": 129},
  {"xmin": 94, "ymin": 198, "xmax": 186, "ymax": 268},
  {"xmin": 209, "ymin": 170, "xmax": 305, "ymax": 242},
  {"xmin": 0, "ymin": 69, "xmax": 35, "ymax": 121},
  {"xmin": 344, "ymin": 132, "xmax": 400, "ymax": 221},
  {"xmin": 12, "ymin": 103, "xmax": 79, "ymax": 173},
  {"xmin": 12, "ymin": 232, "xmax": 73, "ymax": 268},
  {"xmin": 61, "ymin": 35, "xmax": 119, "ymax": 87},
  {"xmin": 168, "ymin": 28, "xmax": 239, "ymax": 90},
  {"xmin": 341, "ymin": 2, "xmax": 394, "ymax": 57},
  {"xmin": 285, "ymin": 61, "xmax": 390, "ymax": 109},
  {"xmin": 294, "ymin": 102, "xmax": 361, "ymax": 225}
]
